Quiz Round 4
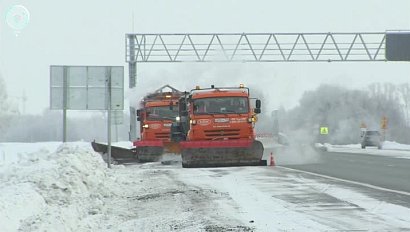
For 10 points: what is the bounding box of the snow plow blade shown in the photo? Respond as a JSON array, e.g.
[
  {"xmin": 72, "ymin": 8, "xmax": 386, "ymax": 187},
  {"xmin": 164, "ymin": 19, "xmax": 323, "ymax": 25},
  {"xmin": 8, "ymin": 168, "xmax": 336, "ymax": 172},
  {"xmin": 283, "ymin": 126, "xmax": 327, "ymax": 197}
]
[
  {"xmin": 135, "ymin": 147, "xmax": 164, "ymax": 162},
  {"xmin": 133, "ymin": 140, "xmax": 164, "ymax": 162},
  {"xmin": 133, "ymin": 141, "xmax": 181, "ymax": 162},
  {"xmin": 180, "ymin": 140, "xmax": 266, "ymax": 168},
  {"xmin": 91, "ymin": 141, "xmax": 138, "ymax": 164}
]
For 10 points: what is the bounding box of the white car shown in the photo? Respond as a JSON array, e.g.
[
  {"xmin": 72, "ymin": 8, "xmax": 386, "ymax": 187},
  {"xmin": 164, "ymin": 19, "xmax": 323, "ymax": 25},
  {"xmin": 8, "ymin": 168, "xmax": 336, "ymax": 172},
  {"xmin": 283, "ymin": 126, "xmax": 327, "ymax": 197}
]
[{"xmin": 361, "ymin": 130, "xmax": 382, "ymax": 149}]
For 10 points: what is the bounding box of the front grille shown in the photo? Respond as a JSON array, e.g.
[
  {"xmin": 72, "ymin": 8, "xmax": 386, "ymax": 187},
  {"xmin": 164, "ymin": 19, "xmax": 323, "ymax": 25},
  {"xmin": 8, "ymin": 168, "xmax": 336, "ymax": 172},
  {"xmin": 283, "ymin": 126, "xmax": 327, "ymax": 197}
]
[
  {"xmin": 155, "ymin": 132, "xmax": 169, "ymax": 139},
  {"xmin": 204, "ymin": 129, "xmax": 240, "ymax": 140}
]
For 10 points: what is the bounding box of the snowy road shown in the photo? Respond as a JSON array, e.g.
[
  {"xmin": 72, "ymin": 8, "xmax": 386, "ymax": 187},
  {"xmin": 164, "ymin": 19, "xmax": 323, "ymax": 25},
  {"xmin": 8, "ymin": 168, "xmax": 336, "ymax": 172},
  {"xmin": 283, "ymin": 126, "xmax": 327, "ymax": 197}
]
[
  {"xmin": 1, "ymin": 142, "xmax": 410, "ymax": 231},
  {"xmin": 101, "ymin": 161, "xmax": 410, "ymax": 231}
]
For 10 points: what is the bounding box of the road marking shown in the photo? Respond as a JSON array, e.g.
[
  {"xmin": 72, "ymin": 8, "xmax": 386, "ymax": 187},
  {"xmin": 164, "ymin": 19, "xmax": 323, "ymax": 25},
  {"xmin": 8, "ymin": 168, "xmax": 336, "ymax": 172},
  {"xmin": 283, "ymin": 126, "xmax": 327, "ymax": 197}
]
[{"xmin": 277, "ymin": 166, "xmax": 410, "ymax": 197}]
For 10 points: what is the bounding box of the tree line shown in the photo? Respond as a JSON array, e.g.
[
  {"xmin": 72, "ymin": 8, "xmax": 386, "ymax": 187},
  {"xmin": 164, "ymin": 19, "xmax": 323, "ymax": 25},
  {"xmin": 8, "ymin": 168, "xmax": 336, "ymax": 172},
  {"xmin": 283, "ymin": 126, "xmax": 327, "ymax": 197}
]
[{"xmin": 257, "ymin": 83, "xmax": 410, "ymax": 144}]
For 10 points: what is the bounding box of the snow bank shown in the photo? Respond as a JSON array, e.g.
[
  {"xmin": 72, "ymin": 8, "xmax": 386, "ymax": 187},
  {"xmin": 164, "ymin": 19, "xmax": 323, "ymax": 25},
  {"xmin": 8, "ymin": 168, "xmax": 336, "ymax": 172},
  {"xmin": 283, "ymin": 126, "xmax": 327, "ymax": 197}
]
[
  {"xmin": 326, "ymin": 141, "xmax": 410, "ymax": 151},
  {"xmin": 113, "ymin": 141, "xmax": 133, "ymax": 149},
  {"xmin": 382, "ymin": 141, "xmax": 410, "ymax": 151},
  {"xmin": 315, "ymin": 141, "xmax": 410, "ymax": 159},
  {"xmin": 0, "ymin": 142, "xmax": 111, "ymax": 231},
  {"xmin": 0, "ymin": 183, "xmax": 46, "ymax": 232},
  {"xmin": 0, "ymin": 142, "xmax": 62, "ymax": 165}
]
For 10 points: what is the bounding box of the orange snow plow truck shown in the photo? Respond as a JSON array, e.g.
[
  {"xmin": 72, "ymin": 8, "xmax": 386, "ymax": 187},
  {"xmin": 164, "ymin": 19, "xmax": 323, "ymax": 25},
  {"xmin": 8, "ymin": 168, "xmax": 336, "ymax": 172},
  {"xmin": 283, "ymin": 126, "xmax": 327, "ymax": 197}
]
[
  {"xmin": 134, "ymin": 84, "xmax": 183, "ymax": 161},
  {"xmin": 170, "ymin": 84, "xmax": 266, "ymax": 168},
  {"xmin": 92, "ymin": 85, "xmax": 183, "ymax": 163}
]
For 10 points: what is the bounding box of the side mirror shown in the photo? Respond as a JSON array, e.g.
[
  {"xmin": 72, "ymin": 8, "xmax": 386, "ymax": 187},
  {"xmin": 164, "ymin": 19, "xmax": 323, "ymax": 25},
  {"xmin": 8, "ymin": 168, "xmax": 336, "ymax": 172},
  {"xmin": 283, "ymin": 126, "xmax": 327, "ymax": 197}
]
[
  {"xmin": 256, "ymin": 99, "xmax": 261, "ymax": 109},
  {"xmin": 169, "ymin": 102, "xmax": 174, "ymax": 111},
  {"xmin": 254, "ymin": 108, "xmax": 261, "ymax": 114},
  {"xmin": 136, "ymin": 109, "xmax": 141, "ymax": 116},
  {"xmin": 137, "ymin": 116, "xmax": 141, "ymax": 121}
]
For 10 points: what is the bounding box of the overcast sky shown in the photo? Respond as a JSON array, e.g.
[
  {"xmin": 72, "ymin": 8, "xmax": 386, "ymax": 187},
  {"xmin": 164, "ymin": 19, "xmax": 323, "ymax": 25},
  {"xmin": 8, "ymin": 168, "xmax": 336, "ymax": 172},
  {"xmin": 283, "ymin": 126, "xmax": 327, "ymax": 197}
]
[{"xmin": 0, "ymin": 0, "xmax": 409, "ymax": 114}]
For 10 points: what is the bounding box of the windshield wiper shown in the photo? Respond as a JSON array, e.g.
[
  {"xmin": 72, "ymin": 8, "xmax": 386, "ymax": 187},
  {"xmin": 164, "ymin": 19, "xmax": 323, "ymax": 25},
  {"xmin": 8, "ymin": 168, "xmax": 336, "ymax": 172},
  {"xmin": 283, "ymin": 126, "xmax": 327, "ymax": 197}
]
[
  {"xmin": 206, "ymin": 111, "xmax": 225, "ymax": 115},
  {"xmin": 222, "ymin": 110, "xmax": 239, "ymax": 113},
  {"xmin": 149, "ymin": 116, "xmax": 177, "ymax": 121},
  {"xmin": 210, "ymin": 110, "xmax": 243, "ymax": 114},
  {"xmin": 162, "ymin": 116, "xmax": 178, "ymax": 120}
]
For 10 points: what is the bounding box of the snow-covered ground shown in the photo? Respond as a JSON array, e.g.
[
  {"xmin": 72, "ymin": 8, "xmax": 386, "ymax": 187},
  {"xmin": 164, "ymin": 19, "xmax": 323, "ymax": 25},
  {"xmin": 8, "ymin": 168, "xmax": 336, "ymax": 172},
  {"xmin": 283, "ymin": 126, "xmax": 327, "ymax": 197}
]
[
  {"xmin": 0, "ymin": 142, "xmax": 62, "ymax": 165},
  {"xmin": 322, "ymin": 141, "xmax": 410, "ymax": 159},
  {"xmin": 1, "ymin": 142, "xmax": 410, "ymax": 231}
]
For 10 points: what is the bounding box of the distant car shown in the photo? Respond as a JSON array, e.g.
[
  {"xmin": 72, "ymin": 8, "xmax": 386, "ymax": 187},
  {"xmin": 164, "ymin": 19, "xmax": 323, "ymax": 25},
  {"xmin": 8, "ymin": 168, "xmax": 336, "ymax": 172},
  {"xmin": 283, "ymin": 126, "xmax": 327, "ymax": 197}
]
[{"xmin": 361, "ymin": 130, "xmax": 382, "ymax": 149}]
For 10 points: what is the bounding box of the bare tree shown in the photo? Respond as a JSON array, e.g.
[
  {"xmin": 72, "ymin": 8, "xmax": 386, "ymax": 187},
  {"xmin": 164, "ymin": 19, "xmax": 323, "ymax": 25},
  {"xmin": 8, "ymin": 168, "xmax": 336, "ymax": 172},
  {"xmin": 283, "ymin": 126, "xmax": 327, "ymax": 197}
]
[
  {"xmin": 398, "ymin": 83, "xmax": 410, "ymax": 126},
  {"xmin": 284, "ymin": 83, "xmax": 407, "ymax": 144},
  {"xmin": 0, "ymin": 75, "xmax": 9, "ymax": 114},
  {"xmin": 0, "ymin": 74, "xmax": 11, "ymax": 139}
]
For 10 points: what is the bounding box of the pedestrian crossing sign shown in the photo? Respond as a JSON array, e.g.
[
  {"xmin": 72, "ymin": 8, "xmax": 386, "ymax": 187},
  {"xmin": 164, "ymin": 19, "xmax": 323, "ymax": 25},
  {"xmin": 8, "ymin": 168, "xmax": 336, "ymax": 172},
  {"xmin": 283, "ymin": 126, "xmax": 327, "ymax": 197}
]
[{"xmin": 320, "ymin": 127, "xmax": 329, "ymax": 135}]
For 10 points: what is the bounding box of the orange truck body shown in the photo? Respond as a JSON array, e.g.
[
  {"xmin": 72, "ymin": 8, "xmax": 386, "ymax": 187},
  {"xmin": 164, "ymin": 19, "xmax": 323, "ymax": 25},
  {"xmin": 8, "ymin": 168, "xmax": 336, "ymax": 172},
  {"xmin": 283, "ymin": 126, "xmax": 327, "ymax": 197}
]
[
  {"xmin": 174, "ymin": 85, "xmax": 265, "ymax": 168},
  {"xmin": 138, "ymin": 101, "xmax": 176, "ymax": 143},
  {"xmin": 133, "ymin": 85, "xmax": 182, "ymax": 160},
  {"xmin": 186, "ymin": 89, "xmax": 256, "ymax": 142}
]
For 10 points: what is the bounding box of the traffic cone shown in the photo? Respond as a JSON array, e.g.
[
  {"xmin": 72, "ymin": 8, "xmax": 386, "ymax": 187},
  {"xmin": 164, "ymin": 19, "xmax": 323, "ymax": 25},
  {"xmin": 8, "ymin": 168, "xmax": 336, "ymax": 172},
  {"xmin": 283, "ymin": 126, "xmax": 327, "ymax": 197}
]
[{"xmin": 270, "ymin": 152, "xmax": 275, "ymax": 166}]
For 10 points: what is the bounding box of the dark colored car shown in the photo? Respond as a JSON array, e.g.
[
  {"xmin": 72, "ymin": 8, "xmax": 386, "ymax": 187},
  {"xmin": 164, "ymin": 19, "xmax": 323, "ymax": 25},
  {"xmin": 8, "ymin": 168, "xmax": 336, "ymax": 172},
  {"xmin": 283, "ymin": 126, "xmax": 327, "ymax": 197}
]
[{"xmin": 361, "ymin": 130, "xmax": 382, "ymax": 149}]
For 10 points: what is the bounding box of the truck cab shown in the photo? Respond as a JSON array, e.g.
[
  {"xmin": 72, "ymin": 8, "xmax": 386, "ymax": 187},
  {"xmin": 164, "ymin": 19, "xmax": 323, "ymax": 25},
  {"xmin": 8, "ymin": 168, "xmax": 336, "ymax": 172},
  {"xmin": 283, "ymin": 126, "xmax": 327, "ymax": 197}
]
[
  {"xmin": 134, "ymin": 85, "xmax": 183, "ymax": 161},
  {"xmin": 138, "ymin": 101, "xmax": 179, "ymax": 142},
  {"xmin": 171, "ymin": 84, "xmax": 265, "ymax": 168},
  {"xmin": 187, "ymin": 87, "xmax": 259, "ymax": 142}
]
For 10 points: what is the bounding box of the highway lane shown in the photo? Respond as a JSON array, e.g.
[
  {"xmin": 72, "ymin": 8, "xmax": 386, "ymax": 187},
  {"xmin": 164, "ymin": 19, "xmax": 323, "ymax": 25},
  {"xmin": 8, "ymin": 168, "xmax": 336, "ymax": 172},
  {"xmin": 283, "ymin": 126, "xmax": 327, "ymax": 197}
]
[{"xmin": 280, "ymin": 150, "xmax": 410, "ymax": 193}]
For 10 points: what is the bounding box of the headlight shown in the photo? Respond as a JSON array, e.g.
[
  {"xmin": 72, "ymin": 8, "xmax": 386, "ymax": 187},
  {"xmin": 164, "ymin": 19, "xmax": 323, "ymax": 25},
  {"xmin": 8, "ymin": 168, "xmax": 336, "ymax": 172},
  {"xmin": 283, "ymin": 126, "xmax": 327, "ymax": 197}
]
[
  {"xmin": 190, "ymin": 119, "xmax": 197, "ymax": 125},
  {"xmin": 176, "ymin": 116, "xmax": 181, "ymax": 122},
  {"xmin": 248, "ymin": 117, "xmax": 257, "ymax": 123},
  {"xmin": 142, "ymin": 124, "xmax": 149, "ymax": 128}
]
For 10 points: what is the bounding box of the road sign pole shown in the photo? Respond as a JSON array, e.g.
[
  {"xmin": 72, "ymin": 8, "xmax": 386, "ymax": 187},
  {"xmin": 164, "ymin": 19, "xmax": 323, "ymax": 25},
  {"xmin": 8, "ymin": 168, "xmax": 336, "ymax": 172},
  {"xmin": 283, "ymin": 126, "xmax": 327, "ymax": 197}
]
[
  {"xmin": 62, "ymin": 66, "xmax": 68, "ymax": 143},
  {"xmin": 115, "ymin": 124, "xmax": 118, "ymax": 142},
  {"xmin": 107, "ymin": 67, "xmax": 112, "ymax": 168},
  {"xmin": 128, "ymin": 34, "xmax": 137, "ymax": 142}
]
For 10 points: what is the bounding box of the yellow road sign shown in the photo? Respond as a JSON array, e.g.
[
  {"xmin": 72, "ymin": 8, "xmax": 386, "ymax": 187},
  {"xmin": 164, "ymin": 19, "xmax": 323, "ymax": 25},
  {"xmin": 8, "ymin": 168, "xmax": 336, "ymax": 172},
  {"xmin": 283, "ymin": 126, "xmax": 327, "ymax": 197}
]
[
  {"xmin": 381, "ymin": 117, "xmax": 388, "ymax": 129},
  {"xmin": 320, "ymin": 127, "xmax": 329, "ymax": 135}
]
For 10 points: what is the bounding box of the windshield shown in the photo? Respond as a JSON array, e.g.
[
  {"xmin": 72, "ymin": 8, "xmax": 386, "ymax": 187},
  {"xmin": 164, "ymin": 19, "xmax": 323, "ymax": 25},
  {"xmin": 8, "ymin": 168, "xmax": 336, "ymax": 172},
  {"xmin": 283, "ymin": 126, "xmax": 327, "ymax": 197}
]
[
  {"xmin": 145, "ymin": 106, "xmax": 178, "ymax": 121},
  {"xmin": 193, "ymin": 97, "xmax": 248, "ymax": 114},
  {"xmin": 366, "ymin": 131, "xmax": 380, "ymax": 136}
]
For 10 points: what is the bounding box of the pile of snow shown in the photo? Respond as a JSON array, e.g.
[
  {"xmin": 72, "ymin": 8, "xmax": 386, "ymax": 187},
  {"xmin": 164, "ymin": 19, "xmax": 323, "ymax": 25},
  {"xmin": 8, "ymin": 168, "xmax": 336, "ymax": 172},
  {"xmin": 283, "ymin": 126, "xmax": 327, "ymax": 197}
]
[
  {"xmin": 382, "ymin": 141, "xmax": 410, "ymax": 151},
  {"xmin": 317, "ymin": 141, "xmax": 410, "ymax": 159},
  {"xmin": 111, "ymin": 141, "xmax": 133, "ymax": 149},
  {"xmin": 0, "ymin": 142, "xmax": 111, "ymax": 231},
  {"xmin": 0, "ymin": 142, "xmax": 62, "ymax": 165},
  {"xmin": 318, "ymin": 141, "xmax": 410, "ymax": 151}
]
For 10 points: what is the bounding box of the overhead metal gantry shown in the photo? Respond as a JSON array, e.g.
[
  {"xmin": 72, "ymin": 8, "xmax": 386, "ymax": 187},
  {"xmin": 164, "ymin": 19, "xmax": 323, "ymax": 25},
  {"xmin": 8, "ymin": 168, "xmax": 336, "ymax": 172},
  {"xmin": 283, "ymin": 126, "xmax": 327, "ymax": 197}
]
[
  {"xmin": 125, "ymin": 32, "xmax": 404, "ymax": 140},
  {"xmin": 126, "ymin": 32, "xmax": 386, "ymax": 63}
]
